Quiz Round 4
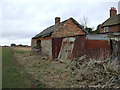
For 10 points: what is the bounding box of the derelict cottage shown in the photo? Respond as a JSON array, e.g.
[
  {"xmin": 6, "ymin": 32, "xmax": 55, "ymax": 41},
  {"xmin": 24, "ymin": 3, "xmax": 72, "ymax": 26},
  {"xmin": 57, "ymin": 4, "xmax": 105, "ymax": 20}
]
[{"xmin": 31, "ymin": 7, "xmax": 120, "ymax": 60}]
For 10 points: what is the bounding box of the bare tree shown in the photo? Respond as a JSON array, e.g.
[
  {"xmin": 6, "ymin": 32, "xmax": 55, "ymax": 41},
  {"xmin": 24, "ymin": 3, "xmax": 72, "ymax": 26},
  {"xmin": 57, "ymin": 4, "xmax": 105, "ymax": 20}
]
[
  {"xmin": 80, "ymin": 16, "xmax": 95, "ymax": 33},
  {"xmin": 80, "ymin": 16, "xmax": 89, "ymax": 28}
]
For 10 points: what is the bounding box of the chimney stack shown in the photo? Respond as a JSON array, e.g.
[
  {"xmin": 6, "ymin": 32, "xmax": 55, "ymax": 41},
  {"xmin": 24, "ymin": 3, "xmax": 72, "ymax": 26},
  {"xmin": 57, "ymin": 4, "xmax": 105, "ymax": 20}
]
[
  {"xmin": 110, "ymin": 7, "xmax": 117, "ymax": 17},
  {"xmin": 55, "ymin": 17, "xmax": 60, "ymax": 24}
]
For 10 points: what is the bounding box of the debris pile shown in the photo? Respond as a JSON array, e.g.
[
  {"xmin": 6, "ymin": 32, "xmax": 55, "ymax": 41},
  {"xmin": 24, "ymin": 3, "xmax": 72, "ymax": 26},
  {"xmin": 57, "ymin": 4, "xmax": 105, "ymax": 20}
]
[
  {"xmin": 68, "ymin": 55, "xmax": 120, "ymax": 88},
  {"xmin": 14, "ymin": 48, "xmax": 120, "ymax": 88}
]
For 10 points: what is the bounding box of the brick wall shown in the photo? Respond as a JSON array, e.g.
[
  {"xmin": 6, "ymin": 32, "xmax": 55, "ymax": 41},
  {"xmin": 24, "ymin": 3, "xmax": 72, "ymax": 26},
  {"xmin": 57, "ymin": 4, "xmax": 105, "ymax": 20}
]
[
  {"xmin": 31, "ymin": 39, "xmax": 37, "ymax": 48},
  {"xmin": 52, "ymin": 19, "xmax": 86, "ymax": 38},
  {"xmin": 31, "ymin": 37, "xmax": 52, "ymax": 55},
  {"xmin": 109, "ymin": 25, "xmax": 120, "ymax": 32},
  {"xmin": 100, "ymin": 25, "xmax": 120, "ymax": 33}
]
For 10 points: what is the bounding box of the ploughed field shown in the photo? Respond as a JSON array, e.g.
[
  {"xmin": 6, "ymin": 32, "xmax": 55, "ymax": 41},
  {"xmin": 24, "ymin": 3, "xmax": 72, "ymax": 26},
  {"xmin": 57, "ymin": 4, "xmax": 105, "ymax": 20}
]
[{"xmin": 2, "ymin": 47, "xmax": 120, "ymax": 88}]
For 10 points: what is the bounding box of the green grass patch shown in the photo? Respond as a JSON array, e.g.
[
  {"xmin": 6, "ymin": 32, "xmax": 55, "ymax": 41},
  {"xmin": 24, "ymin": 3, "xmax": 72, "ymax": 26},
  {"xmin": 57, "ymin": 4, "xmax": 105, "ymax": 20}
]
[
  {"xmin": 15, "ymin": 50, "xmax": 28, "ymax": 54},
  {"xmin": 2, "ymin": 47, "xmax": 28, "ymax": 88},
  {"xmin": 2, "ymin": 47, "xmax": 45, "ymax": 88}
]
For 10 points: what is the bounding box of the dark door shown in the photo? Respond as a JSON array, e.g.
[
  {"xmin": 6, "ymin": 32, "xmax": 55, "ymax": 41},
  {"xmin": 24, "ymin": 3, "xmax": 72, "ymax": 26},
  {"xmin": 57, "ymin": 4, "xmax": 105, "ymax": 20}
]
[{"xmin": 52, "ymin": 38, "xmax": 63, "ymax": 60}]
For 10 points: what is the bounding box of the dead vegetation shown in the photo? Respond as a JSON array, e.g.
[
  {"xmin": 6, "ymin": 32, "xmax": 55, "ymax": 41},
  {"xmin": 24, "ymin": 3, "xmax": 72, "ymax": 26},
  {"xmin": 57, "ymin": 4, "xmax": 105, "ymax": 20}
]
[
  {"xmin": 13, "ymin": 47, "xmax": 120, "ymax": 88},
  {"xmin": 67, "ymin": 56, "xmax": 120, "ymax": 88}
]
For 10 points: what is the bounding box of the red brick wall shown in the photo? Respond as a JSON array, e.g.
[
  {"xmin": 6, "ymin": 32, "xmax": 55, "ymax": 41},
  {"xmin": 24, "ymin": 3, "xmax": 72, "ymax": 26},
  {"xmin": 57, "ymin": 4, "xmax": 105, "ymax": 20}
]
[
  {"xmin": 109, "ymin": 25, "xmax": 120, "ymax": 32},
  {"xmin": 99, "ymin": 28, "xmax": 104, "ymax": 33},
  {"xmin": 31, "ymin": 39, "xmax": 37, "ymax": 48},
  {"xmin": 52, "ymin": 19, "xmax": 86, "ymax": 38},
  {"xmin": 36, "ymin": 36, "xmax": 51, "ymax": 40},
  {"xmin": 100, "ymin": 25, "xmax": 120, "ymax": 33},
  {"xmin": 31, "ymin": 36, "xmax": 52, "ymax": 55},
  {"xmin": 31, "ymin": 37, "xmax": 52, "ymax": 47}
]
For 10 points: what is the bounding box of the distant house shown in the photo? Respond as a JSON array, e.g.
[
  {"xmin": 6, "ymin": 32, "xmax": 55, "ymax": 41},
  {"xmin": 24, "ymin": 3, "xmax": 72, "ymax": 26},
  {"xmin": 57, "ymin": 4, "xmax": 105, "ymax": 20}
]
[
  {"xmin": 31, "ymin": 17, "xmax": 88, "ymax": 60},
  {"xmin": 96, "ymin": 7, "xmax": 120, "ymax": 59},
  {"xmin": 99, "ymin": 7, "xmax": 120, "ymax": 33}
]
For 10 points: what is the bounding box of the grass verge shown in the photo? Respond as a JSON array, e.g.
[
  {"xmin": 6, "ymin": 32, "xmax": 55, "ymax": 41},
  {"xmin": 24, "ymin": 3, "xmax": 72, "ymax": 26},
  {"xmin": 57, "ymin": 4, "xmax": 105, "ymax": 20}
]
[
  {"xmin": 2, "ymin": 47, "xmax": 28, "ymax": 88},
  {"xmin": 2, "ymin": 47, "xmax": 45, "ymax": 88}
]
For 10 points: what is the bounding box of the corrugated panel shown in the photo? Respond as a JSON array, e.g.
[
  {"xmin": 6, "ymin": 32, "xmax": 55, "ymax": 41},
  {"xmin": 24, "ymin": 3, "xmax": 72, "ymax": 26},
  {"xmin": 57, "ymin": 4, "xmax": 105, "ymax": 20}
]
[
  {"xmin": 72, "ymin": 36, "xmax": 86, "ymax": 58},
  {"xmin": 52, "ymin": 38, "xmax": 63, "ymax": 60},
  {"xmin": 52, "ymin": 35, "xmax": 119, "ymax": 60},
  {"xmin": 85, "ymin": 39, "xmax": 111, "ymax": 60},
  {"xmin": 85, "ymin": 40, "xmax": 110, "ymax": 49},
  {"xmin": 73, "ymin": 37, "xmax": 111, "ymax": 60},
  {"xmin": 58, "ymin": 37, "xmax": 75, "ymax": 60},
  {"xmin": 87, "ymin": 34, "xmax": 108, "ymax": 40}
]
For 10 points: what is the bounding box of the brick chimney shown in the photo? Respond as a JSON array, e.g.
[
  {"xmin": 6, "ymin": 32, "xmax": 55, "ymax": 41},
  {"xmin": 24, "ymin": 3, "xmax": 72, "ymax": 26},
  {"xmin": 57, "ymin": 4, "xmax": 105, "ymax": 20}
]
[
  {"xmin": 110, "ymin": 7, "xmax": 117, "ymax": 17},
  {"xmin": 55, "ymin": 17, "xmax": 60, "ymax": 24}
]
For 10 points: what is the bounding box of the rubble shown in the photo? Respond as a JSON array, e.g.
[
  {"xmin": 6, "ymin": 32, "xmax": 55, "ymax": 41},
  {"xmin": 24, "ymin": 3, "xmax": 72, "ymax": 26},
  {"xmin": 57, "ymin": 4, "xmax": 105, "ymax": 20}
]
[{"xmin": 68, "ymin": 55, "xmax": 120, "ymax": 88}]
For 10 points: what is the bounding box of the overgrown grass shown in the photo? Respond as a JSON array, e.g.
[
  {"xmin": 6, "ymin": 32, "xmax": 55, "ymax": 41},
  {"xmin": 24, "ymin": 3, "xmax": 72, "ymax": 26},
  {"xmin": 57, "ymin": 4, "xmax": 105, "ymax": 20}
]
[{"xmin": 2, "ymin": 47, "xmax": 28, "ymax": 88}]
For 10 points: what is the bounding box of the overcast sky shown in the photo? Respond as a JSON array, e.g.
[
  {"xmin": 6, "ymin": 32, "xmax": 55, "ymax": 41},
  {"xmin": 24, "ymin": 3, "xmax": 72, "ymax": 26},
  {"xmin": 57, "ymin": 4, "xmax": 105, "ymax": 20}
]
[{"xmin": 0, "ymin": 0, "xmax": 119, "ymax": 46}]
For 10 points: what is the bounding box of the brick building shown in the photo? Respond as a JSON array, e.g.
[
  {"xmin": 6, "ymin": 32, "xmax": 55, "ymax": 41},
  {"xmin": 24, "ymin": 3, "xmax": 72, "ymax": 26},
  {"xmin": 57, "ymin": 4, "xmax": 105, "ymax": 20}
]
[
  {"xmin": 31, "ymin": 17, "xmax": 88, "ymax": 59},
  {"xmin": 98, "ymin": 7, "xmax": 120, "ymax": 60},
  {"xmin": 99, "ymin": 7, "xmax": 120, "ymax": 33},
  {"xmin": 31, "ymin": 7, "xmax": 120, "ymax": 60}
]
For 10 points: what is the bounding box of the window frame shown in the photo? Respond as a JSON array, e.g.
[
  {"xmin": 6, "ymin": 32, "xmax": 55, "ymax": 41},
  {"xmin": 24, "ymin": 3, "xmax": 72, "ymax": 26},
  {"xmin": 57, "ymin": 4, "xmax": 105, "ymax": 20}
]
[{"xmin": 104, "ymin": 27, "xmax": 109, "ymax": 32}]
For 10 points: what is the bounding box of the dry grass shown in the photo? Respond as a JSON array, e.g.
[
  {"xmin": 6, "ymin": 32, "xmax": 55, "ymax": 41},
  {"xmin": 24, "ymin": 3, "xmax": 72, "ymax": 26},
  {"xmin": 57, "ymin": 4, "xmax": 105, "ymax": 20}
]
[
  {"xmin": 14, "ymin": 51, "xmax": 72, "ymax": 88},
  {"xmin": 13, "ymin": 47, "xmax": 120, "ymax": 88}
]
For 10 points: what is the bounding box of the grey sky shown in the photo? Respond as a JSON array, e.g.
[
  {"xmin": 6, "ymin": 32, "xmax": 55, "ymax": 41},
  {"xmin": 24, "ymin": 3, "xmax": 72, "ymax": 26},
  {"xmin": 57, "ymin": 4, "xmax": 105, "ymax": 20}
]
[{"xmin": 0, "ymin": 0, "xmax": 119, "ymax": 46}]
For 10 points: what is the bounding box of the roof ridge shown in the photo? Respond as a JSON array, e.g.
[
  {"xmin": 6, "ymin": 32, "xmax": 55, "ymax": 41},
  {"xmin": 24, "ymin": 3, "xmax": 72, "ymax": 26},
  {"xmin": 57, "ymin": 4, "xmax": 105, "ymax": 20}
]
[
  {"xmin": 70, "ymin": 18, "xmax": 88, "ymax": 34},
  {"xmin": 32, "ymin": 17, "xmax": 88, "ymax": 39},
  {"xmin": 102, "ymin": 14, "xmax": 120, "ymax": 27}
]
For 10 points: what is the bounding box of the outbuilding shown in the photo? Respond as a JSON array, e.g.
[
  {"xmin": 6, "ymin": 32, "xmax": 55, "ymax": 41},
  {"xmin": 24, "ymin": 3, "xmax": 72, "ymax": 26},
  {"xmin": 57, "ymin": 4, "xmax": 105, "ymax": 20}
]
[{"xmin": 31, "ymin": 17, "xmax": 88, "ymax": 60}]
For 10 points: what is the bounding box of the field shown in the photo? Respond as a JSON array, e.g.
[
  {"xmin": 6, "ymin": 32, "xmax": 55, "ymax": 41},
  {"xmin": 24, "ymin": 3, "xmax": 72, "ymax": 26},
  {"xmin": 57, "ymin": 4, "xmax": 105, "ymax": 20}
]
[
  {"xmin": 2, "ymin": 46, "xmax": 120, "ymax": 88},
  {"xmin": 2, "ymin": 47, "xmax": 28, "ymax": 88},
  {"xmin": 2, "ymin": 47, "xmax": 44, "ymax": 88}
]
